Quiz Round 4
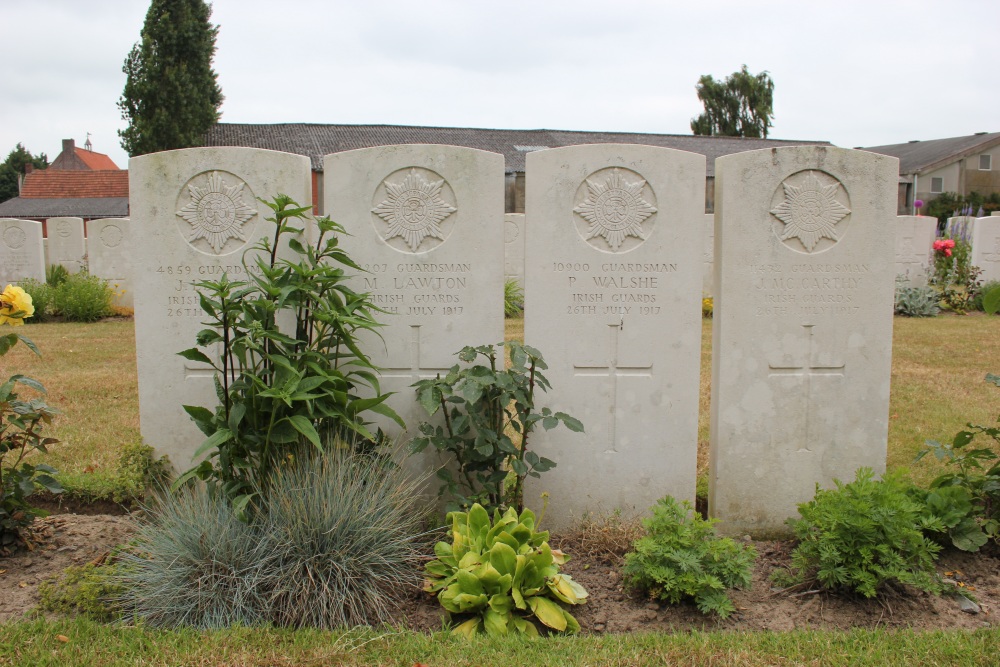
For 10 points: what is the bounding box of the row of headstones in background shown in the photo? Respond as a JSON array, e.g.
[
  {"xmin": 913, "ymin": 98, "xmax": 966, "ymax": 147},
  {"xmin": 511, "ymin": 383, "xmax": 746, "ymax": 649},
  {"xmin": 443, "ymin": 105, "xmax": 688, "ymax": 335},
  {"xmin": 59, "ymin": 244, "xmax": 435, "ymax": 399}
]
[
  {"xmin": 0, "ymin": 217, "xmax": 133, "ymax": 308},
  {"xmin": 129, "ymin": 144, "xmax": 898, "ymax": 535},
  {"xmin": 945, "ymin": 215, "xmax": 1000, "ymax": 284}
]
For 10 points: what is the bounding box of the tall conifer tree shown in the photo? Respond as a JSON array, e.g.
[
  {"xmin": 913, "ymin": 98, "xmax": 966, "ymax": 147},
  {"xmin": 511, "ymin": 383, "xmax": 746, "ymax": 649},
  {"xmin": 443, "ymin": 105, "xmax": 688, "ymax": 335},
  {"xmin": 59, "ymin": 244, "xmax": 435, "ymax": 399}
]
[{"xmin": 118, "ymin": 0, "xmax": 224, "ymax": 157}]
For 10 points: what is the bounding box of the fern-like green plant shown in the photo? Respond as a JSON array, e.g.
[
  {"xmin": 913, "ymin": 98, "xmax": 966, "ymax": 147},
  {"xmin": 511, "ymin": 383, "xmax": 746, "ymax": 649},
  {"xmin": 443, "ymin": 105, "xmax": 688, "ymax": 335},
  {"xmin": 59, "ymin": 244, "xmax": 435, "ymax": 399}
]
[
  {"xmin": 622, "ymin": 496, "xmax": 756, "ymax": 618},
  {"xmin": 773, "ymin": 468, "xmax": 942, "ymax": 598},
  {"xmin": 504, "ymin": 278, "xmax": 523, "ymax": 318}
]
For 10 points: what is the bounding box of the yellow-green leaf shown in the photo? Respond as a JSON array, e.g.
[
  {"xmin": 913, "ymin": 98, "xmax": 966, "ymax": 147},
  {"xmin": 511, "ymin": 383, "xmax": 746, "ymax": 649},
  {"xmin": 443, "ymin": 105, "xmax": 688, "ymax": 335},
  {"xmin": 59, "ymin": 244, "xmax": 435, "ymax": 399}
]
[{"xmin": 528, "ymin": 596, "xmax": 567, "ymax": 631}]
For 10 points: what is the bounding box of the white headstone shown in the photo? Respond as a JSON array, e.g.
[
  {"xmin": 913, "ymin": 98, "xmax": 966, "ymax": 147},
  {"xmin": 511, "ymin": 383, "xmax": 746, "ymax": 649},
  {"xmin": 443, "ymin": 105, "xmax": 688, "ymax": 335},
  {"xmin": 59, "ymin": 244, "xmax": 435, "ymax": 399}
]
[
  {"xmin": 504, "ymin": 213, "xmax": 525, "ymax": 288},
  {"xmin": 703, "ymin": 212, "xmax": 715, "ymax": 298},
  {"xmin": 323, "ymin": 144, "xmax": 505, "ymax": 478},
  {"xmin": 894, "ymin": 215, "xmax": 936, "ymax": 286},
  {"xmin": 945, "ymin": 216, "xmax": 975, "ymax": 242},
  {"xmin": 972, "ymin": 216, "xmax": 1000, "ymax": 284},
  {"xmin": 130, "ymin": 147, "xmax": 312, "ymax": 469},
  {"xmin": 46, "ymin": 217, "xmax": 86, "ymax": 273},
  {"xmin": 0, "ymin": 219, "xmax": 45, "ymax": 284},
  {"xmin": 87, "ymin": 218, "xmax": 133, "ymax": 308},
  {"xmin": 523, "ymin": 144, "xmax": 705, "ymax": 530},
  {"xmin": 710, "ymin": 146, "xmax": 898, "ymax": 537}
]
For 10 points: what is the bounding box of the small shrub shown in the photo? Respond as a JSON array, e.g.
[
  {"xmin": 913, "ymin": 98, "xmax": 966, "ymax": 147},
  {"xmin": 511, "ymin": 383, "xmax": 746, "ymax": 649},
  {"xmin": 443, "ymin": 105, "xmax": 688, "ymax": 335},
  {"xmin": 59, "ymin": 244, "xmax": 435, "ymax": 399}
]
[
  {"xmin": 45, "ymin": 264, "xmax": 69, "ymax": 287},
  {"xmin": 773, "ymin": 468, "xmax": 942, "ymax": 598},
  {"xmin": 38, "ymin": 561, "xmax": 123, "ymax": 621},
  {"xmin": 623, "ymin": 496, "xmax": 756, "ymax": 618},
  {"xmin": 894, "ymin": 279, "xmax": 940, "ymax": 317},
  {"xmin": 916, "ymin": 377, "xmax": 1000, "ymax": 549},
  {"xmin": 702, "ymin": 296, "xmax": 713, "ymax": 318},
  {"xmin": 52, "ymin": 271, "xmax": 114, "ymax": 322},
  {"xmin": 411, "ymin": 342, "xmax": 583, "ymax": 514},
  {"xmin": 504, "ymin": 278, "xmax": 524, "ymax": 317},
  {"xmin": 972, "ymin": 280, "xmax": 1000, "ymax": 312},
  {"xmin": 1, "ymin": 285, "xmax": 62, "ymax": 554},
  {"xmin": 16, "ymin": 278, "xmax": 55, "ymax": 321},
  {"xmin": 424, "ymin": 503, "xmax": 587, "ymax": 637}
]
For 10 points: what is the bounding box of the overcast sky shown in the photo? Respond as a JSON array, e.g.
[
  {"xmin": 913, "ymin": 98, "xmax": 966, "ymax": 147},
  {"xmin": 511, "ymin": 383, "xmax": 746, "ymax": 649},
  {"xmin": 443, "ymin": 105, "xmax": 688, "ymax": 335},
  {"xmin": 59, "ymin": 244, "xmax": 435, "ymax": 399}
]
[{"xmin": 2, "ymin": 0, "xmax": 998, "ymax": 170}]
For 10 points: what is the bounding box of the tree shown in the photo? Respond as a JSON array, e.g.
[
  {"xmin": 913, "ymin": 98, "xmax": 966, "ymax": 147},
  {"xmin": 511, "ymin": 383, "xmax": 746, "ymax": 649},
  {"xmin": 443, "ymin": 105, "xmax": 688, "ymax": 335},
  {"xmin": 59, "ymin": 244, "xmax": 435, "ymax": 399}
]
[
  {"xmin": 118, "ymin": 0, "xmax": 224, "ymax": 157},
  {"xmin": 0, "ymin": 144, "xmax": 48, "ymax": 203},
  {"xmin": 690, "ymin": 65, "xmax": 774, "ymax": 139}
]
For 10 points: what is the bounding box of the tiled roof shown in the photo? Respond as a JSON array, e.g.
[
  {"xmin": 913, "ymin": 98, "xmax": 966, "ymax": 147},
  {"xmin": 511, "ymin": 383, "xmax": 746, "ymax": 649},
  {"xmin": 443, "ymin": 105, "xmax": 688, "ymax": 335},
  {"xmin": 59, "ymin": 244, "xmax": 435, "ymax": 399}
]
[
  {"xmin": 862, "ymin": 132, "xmax": 1000, "ymax": 175},
  {"xmin": 0, "ymin": 197, "xmax": 129, "ymax": 219},
  {"xmin": 203, "ymin": 123, "xmax": 832, "ymax": 177},
  {"xmin": 73, "ymin": 148, "xmax": 119, "ymax": 170},
  {"xmin": 20, "ymin": 170, "xmax": 129, "ymax": 199}
]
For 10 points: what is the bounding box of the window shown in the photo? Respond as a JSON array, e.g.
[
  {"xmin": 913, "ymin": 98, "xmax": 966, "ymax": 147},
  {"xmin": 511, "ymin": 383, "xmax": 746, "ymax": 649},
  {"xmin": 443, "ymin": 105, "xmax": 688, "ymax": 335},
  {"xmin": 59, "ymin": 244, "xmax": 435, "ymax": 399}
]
[
  {"xmin": 930, "ymin": 177, "xmax": 943, "ymax": 193},
  {"xmin": 980, "ymin": 154, "xmax": 992, "ymax": 171}
]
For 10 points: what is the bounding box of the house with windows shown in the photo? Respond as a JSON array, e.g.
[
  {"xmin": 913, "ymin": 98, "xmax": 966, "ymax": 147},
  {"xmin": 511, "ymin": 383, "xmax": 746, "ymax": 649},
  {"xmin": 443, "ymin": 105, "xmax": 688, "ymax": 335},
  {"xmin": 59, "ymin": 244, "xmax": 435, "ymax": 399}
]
[{"xmin": 863, "ymin": 132, "xmax": 1000, "ymax": 214}]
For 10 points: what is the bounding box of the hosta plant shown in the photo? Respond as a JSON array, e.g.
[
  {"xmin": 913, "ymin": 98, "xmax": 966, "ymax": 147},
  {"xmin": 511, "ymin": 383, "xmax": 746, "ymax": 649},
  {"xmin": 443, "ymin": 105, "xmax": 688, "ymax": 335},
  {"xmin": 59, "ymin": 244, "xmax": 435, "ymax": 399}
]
[
  {"xmin": 424, "ymin": 503, "xmax": 587, "ymax": 638},
  {"xmin": 623, "ymin": 496, "xmax": 756, "ymax": 619}
]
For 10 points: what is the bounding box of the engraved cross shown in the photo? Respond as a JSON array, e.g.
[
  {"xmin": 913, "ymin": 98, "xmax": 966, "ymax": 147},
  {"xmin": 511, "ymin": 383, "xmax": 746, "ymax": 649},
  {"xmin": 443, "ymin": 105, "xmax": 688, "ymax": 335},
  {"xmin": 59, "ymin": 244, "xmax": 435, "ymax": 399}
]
[
  {"xmin": 573, "ymin": 322, "xmax": 653, "ymax": 454},
  {"xmin": 381, "ymin": 325, "xmax": 452, "ymax": 384},
  {"xmin": 768, "ymin": 324, "xmax": 845, "ymax": 453}
]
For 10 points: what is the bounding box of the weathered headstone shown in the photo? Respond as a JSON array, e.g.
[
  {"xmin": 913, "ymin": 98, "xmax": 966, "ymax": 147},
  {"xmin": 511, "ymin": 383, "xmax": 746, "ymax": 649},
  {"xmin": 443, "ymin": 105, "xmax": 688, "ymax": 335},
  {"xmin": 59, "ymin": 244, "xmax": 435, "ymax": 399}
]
[
  {"xmin": 894, "ymin": 215, "xmax": 936, "ymax": 286},
  {"xmin": 703, "ymin": 212, "xmax": 715, "ymax": 298},
  {"xmin": 130, "ymin": 147, "xmax": 312, "ymax": 469},
  {"xmin": 0, "ymin": 219, "xmax": 45, "ymax": 284},
  {"xmin": 87, "ymin": 218, "xmax": 133, "ymax": 308},
  {"xmin": 972, "ymin": 216, "xmax": 1000, "ymax": 283},
  {"xmin": 46, "ymin": 217, "xmax": 85, "ymax": 273},
  {"xmin": 323, "ymin": 144, "xmax": 505, "ymax": 478},
  {"xmin": 504, "ymin": 213, "xmax": 525, "ymax": 288},
  {"xmin": 710, "ymin": 146, "xmax": 898, "ymax": 536},
  {"xmin": 523, "ymin": 144, "xmax": 705, "ymax": 530}
]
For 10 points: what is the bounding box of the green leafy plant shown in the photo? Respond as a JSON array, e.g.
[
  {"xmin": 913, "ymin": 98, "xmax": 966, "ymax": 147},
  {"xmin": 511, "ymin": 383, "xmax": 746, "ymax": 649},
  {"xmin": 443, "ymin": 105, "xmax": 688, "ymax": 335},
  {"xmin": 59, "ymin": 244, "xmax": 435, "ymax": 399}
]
[
  {"xmin": 424, "ymin": 503, "xmax": 587, "ymax": 638},
  {"xmin": 929, "ymin": 233, "xmax": 982, "ymax": 314},
  {"xmin": 51, "ymin": 271, "xmax": 115, "ymax": 322},
  {"xmin": 410, "ymin": 342, "xmax": 583, "ymax": 513},
  {"xmin": 910, "ymin": 484, "xmax": 988, "ymax": 552},
  {"xmin": 972, "ymin": 280, "xmax": 1000, "ymax": 312},
  {"xmin": 773, "ymin": 468, "xmax": 942, "ymax": 598},
  {"xmin": 45, "ymin": 263, "xmax": 69, "ymax": 288},
  {"xmin": 622, "ymin": 496, "xmax": 756, "ymax": 619},
  {"xmin": 504, "ymin": 278, "xmax": 524, "ymax": 318},
  {"xmin": 16, "ymin": 278, "xmax": 55, "ymax": 321},
  {"xmin": 176, "ymin": 195, "xmax": 401, "ymax": 514},
  {"xmin": 916, "ymin": 380, "xmax": 1000, "ymax": 549},
  {"xmin": 0, "ymin": 285, "xmax": 62, "ymax": 553},
  {"xmin": 38, "ymin": 561, "xmax": 123, "ymax": 622},
  {"xmin": 894, "ymin": 277, "xmax": 940, "ymax": 317},
  {"xmin": 118, "ymin": 447, "xmax": 423, "ymax": 629}
]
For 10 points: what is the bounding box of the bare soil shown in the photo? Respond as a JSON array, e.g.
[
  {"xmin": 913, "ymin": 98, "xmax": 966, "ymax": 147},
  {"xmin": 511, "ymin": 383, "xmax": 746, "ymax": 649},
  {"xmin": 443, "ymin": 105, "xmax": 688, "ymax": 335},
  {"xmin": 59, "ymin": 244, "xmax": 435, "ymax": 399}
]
[{"xmin": 2, "ymin": 513, "xmax": 997, "ymax": 633}]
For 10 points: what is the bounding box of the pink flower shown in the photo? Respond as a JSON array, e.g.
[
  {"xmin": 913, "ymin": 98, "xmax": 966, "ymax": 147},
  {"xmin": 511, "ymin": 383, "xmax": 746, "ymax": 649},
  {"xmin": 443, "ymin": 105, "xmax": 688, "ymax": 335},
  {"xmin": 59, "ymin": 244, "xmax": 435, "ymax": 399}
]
[{"xmin": 945, "ymin": 249, "xmax": 952, "ymax": 257}]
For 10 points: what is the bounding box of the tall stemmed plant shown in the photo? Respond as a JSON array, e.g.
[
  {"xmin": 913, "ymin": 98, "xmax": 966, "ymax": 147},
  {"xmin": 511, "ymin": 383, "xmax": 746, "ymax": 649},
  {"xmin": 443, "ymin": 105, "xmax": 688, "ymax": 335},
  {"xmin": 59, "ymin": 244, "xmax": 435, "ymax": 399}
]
[{"xmin": 176, "ymin": 196, "xmax": 402, "ymax": 514}]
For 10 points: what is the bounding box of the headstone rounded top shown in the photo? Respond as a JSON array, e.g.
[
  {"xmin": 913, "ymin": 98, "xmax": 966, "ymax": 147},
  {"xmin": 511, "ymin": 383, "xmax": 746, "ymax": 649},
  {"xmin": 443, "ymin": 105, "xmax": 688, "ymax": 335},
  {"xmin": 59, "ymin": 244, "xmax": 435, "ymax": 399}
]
[
  {"xmin": 3, "ymin": 225, "xmax": 26, "ymax": 249},
  {"xmin": 573, "ymin": 167, "xmax": 657, "ymax": 253},
  {"xmin": 370, "ymin": 167, "xmax": 458, "ymax": 254},
  {"xmin": 175, "ymin": 170, "xmax": 259, "ymax": 256},
  {"xmin": 769, "ymin": 170, "xmax": 852, "ymax": 255}
]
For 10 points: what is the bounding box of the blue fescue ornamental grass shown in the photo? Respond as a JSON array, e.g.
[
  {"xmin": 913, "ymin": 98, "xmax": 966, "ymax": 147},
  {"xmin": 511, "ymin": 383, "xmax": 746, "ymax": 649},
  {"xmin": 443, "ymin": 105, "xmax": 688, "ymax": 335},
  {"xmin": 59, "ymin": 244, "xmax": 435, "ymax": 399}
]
[
  {"xmin": 116, "ymin": 447, "xmax": 426, "ymax": 630},
  {"xmin": 259, "ymin": 448, "xmax": 427, "ymax": 630},
  {"xmin": 115, "ymin": 487, "xmax": 276, "ymax": 629}
]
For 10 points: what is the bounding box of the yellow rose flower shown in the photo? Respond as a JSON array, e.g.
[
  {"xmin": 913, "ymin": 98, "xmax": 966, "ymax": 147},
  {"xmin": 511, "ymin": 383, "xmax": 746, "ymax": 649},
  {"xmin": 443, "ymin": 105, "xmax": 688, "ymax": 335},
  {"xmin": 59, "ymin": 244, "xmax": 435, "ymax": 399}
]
[{"xmin": 0, "ymin": 284, "xmax": 34, "ymax": 326}]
